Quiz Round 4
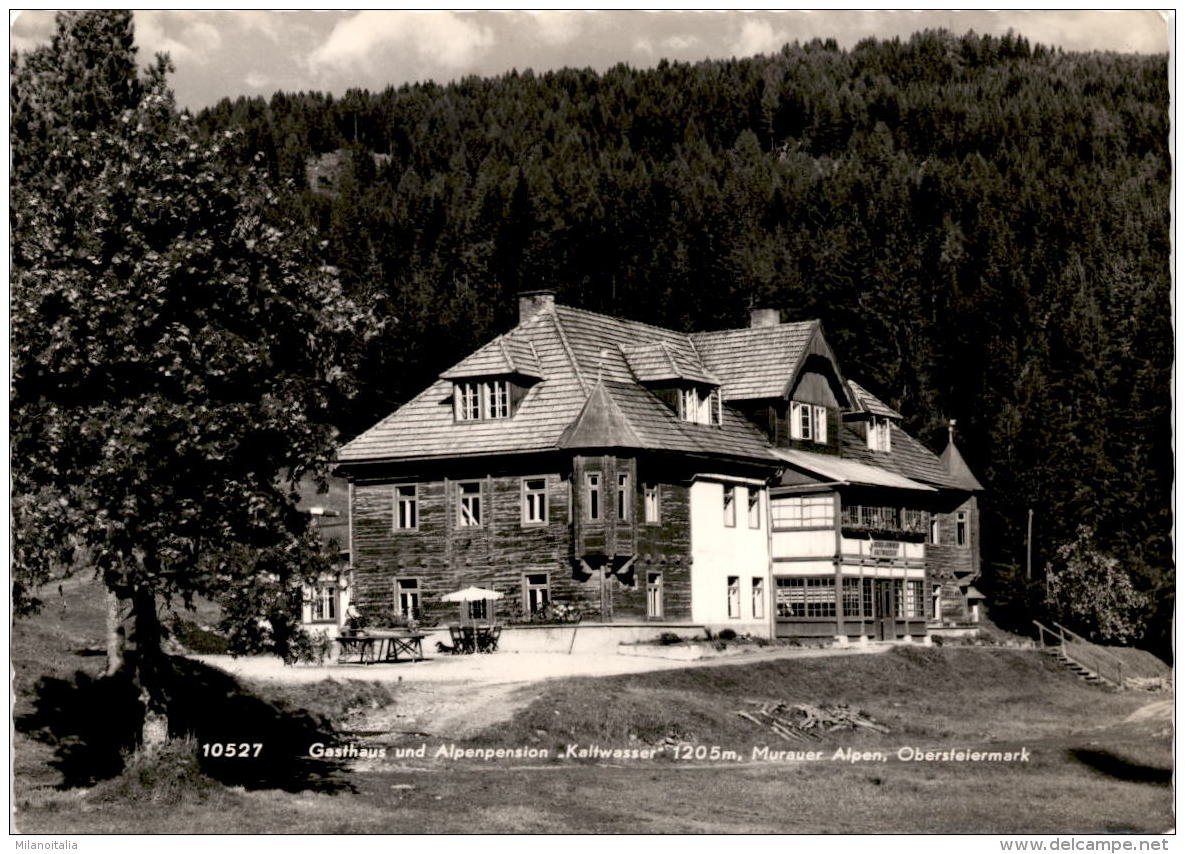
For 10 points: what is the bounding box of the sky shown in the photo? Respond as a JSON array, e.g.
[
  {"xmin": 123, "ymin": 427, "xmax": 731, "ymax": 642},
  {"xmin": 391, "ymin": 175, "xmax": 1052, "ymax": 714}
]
[{"xmin": 9, "ymin": 10, "xmax": 1173, "ymax": 111}]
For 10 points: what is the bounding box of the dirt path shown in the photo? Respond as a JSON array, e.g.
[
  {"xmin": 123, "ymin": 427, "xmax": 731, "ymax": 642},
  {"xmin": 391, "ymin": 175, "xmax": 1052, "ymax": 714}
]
[{"xmin": 345, "ymin": 681, "xmax": 537, "ymax": 742}]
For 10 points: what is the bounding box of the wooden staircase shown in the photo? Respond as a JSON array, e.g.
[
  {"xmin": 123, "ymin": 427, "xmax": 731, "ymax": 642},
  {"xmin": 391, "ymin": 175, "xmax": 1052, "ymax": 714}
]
[{"xmin": 1033, "ymin": 620, "xmax": 1125, "ymax": 690}]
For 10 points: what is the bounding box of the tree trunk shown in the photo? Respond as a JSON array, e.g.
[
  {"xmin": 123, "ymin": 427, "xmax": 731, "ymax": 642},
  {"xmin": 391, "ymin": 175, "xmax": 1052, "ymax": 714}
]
[
  {"xmin": 104, "ymin": 588, "xmax": 125, "ymax": 676},
  {"xmin": 105, "ymin": 582, "xmax": 169, "ymax": 751}
]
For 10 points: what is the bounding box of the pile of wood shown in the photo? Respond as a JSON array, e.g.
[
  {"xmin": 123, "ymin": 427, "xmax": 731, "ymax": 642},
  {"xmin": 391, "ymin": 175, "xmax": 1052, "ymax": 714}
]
[{"xmin": 735, "ymin": 701, "xmax": 889, "ymax": 741}]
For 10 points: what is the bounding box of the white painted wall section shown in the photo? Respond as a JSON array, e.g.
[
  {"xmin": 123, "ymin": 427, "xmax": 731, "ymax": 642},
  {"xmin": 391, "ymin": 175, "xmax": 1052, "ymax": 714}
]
[{"xmin": 689, "ymin": 481, "xmax": 770, "ymax": 634}]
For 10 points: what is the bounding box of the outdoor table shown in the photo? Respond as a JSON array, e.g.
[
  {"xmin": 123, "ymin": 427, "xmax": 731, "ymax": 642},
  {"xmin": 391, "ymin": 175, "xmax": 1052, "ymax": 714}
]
[
  {"xmin": 336, "ymin": 634, "xmax": 377, "ymax": 664},
  {"xmin": 366, "ymin": 630, "xmax": 427, "ymax": 663}
]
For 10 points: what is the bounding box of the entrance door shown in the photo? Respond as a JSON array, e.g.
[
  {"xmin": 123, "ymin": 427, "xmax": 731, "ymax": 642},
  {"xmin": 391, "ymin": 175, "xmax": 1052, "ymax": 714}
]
[{"xmin": 876, "ymin": 581, "xmax": 897, "ymax": 641}]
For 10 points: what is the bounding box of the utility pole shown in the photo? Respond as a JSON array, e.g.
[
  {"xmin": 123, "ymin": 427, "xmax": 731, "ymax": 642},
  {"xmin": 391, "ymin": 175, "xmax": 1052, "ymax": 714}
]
[{"xmin": 1026, "ymin": 508, "xmax": 1034, "ymax": 580}]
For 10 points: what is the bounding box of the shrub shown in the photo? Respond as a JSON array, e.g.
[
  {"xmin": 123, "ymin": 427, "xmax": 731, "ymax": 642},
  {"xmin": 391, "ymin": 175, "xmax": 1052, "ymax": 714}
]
[
  {"xmin": 717, "ymin": 629, "xmax": 737, "ymax": 641},
  {"xmin": 656, "ymin": 631, "xmax": 683, "ymax": 645}
]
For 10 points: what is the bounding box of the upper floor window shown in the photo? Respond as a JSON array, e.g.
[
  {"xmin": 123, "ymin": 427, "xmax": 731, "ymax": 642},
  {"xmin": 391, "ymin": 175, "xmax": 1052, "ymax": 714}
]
[
  {"xmin": 394, "ymin": 484, "xmax": 418, "ymax": 530},
  {"xmin": 585, "ymin": 472, "xmax": 601, "ymax": 521},
  {"xmin": 929, "ymin": 514, "xmax": 940, "ymax": 545},
  {"xmin": 454, "ymin": 379, "xmax": 511, "ymax": 421},
  {"xmin": 747, "ymin": 488, "xmax": 761, "ymax": 528},
  {"xmin": 679, "ymin": 385, "xmax": 722, "ymax": 426},
  {"xmin": 771, "ymin": 494, "xmax": 834, "ymax": 529},
  {"xmin": 723, "ymin": 485, "xmax": 736, "ymax": 527},
  {"xmin": 616, "ymin": 474, "xmax": 630, "ymax": 521},
  {"xmin": 867, "ymin": 416, "xmax": 892, "ymax": 452},
  {"xmin": 956, "ymin": 511, "xmax": 968, "ymax": 547},
  {"xmin": 643, "ymin": 483, "xmax": 660, "ymax": 524},
  {"xmin": 790, "ymin": 402, "xmax": 828, "ymax": 443},
  {"xmin": 458, "ymin": 481, "xmax": 482, "ymax": 527},
  {"xmin": 522, "ymin": 478, "xmax": 548, "ymax": 525}
]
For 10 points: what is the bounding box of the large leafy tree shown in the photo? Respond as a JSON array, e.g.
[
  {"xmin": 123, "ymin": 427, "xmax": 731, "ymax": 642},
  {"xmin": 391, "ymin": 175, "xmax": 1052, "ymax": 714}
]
[{"xmin": 11, "ymin": 12, "xmax": 373, "ymax": 744}]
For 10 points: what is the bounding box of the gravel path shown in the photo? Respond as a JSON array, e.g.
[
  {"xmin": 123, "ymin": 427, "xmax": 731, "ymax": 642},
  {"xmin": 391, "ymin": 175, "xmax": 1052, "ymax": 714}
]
[{"xmin": 194, "ymin": 643, "xmax": 890, "ymax": 687}]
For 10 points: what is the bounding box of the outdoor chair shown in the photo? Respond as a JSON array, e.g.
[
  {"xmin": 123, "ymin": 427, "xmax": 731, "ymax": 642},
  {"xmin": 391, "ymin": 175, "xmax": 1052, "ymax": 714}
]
[
  {"xmin": 460, "ymin": 625, "xmax": 478, "ymax": 654},
  {"xmin": 477, "ymin": 625, "xmax": 502, "ymax": 653},
  {"xmin": 448, "ymin": 625, "xmax": 468, "ymax": 655}
]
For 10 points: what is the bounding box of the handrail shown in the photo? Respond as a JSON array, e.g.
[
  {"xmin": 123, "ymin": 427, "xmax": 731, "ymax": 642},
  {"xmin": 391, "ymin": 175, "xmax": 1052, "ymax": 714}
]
[
  {"xmin": 1053, "ymin": 621, "xmax": 1125, "ymax": 689},
  {"xmin": 1033, "ymin": 619, "xmax": 1124, "ymax": 690}
]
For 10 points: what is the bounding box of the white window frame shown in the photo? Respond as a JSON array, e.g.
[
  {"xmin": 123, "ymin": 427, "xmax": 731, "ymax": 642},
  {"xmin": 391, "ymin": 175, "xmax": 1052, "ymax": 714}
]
[
  {"xmin": 791, "ymin": 401, "xmax": 812, "ymax": 440},
  {"xmin": 643, "ymin": 483, "xmax": 661, "ymax": 525},
  {"xmin": 458, "ymin": 481, "xmax": 482, "ymax": 527},
  {"xmin": 747, "ymin": 488, "xmax": 761, "ymax": 529},
  {"xmin": 867, "ymin": 416, "xmax": 892, "ymax": 452},
  {"xmin": 752, "ymin": 577, "xmax": 765, "ymax": 619},
  {"xmin": 523, "ymin": 572, "xmax": 550, "ymax": 616},
  {"xmin": 930, "ymin": 514, "xmax": 940, "ymax": 545},
  {"xmin": 395, "ymin": 578, "xmax": 421, "ymax": 620},
  {"xmin": 679, "ymin": 385, "xmax": 723, "ymax": 426},
  {"xmin": 310, "ymin": 584, "xmax": 337, "ymax": 623},
  {"xmin": 522, "ymin": 477, "xmax": 548, "ymax": 525},
  {"xmin": 585, "ymin": 472, "xmax": 601, "ymax": 521},
  {"xmin": 616, "ymin": 473, "xmax": 630, "ymax": 521},
  {"xmin": 646, "ymin": 572, "xmax": 663, "ymax": 618},
  {"xmin": 454, "ymin": 379, "xmax": 511, "ymax": 421},
  {"xmin": 723, "ymin": 484, "xmax": 736, "ymax": 527},
  {"xmin": 813, "ymin": 405, "xmax": 828, "ymax": 443},
  {"xmin": 727, "ymin": 575, "xmax": 741, "ymax": 619},
  {"xmin": 394, "ymin": 484, "xmax": 418, "ymax": 530},
  {"xmin": 771, "ymin": 494, "xmax": 835, "ymax": 529}
]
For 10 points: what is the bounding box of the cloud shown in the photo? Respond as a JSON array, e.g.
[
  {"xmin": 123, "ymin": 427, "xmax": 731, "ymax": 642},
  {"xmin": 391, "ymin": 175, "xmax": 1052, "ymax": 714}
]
[
  {"xmin": 245, "ymin": 70, "xmax": 271, "ymax": 89},
  {"xmin": 135, "ymin": 11, "xmax": 221, "ymax": 64},
  {"xmin": 10, "ymin": 10, "xmax": 57, "ymax": 55},
  {"xmin": 729, "ymin": 19, "xmax": 791, "ymax": 58},
  {"xmin": 529, "ymin": 11, "xmax": 583, "ymax": 46},
  {"xmin": 633, "ymin": 37, "xmax": 654, "ymax": 56},
  {"xmin": 308, "ymin": 11, "xmax": 494, "ymax": 75},
  {"xmin": 662, "ymin": 34, "xmax": 699, "ymax": 51}
]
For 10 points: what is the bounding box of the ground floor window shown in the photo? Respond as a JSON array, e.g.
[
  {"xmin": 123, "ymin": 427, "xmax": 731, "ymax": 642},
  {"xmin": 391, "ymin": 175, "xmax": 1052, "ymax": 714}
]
[
  {"xmin": 467, "ymin": 599, "xmax": 489, "ymax": 621},
  {"xmin": 646, "ymin": 572, "xmax": 663, "ymax": 618},
  {"xmin": 523, "ymin": 572, "xmax": 550, "ymax": 616},
  {"xmin": 726, "ymin": 576, "xmax": 741, "ymax": 618},
  {"xmin": 311, "ymin": 585, "xmax": 336, "ymax": 622},
  {"xmin": 842, "ymin": 578, "xmax": 862, "ymax": 618},
  {"xmin": 907, "ymin": 580, "xmax": 925, "ymax": 618},
  {"xmin": 775, "ymin": 577, "xmax": 836, "ymax": 618},
  {"xmin": 751, "ymin": 577, "xmax": 765, "ymax": 619},
  {"xmin": 395, "ymin": 578, "xmax": 421, "ymax": 620}
]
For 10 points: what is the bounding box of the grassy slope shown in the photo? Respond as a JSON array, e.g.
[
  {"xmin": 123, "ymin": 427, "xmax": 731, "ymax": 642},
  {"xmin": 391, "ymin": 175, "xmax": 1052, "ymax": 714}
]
[{"xmin": 12, "ymin": 580, "xmax": 1174, "ymax": 834}]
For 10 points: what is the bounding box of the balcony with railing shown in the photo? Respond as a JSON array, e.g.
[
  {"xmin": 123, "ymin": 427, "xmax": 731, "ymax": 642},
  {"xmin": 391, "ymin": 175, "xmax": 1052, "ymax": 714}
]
[{"xmin": 841, "ymin": 505, "xmax": 928, "ymax": 541}]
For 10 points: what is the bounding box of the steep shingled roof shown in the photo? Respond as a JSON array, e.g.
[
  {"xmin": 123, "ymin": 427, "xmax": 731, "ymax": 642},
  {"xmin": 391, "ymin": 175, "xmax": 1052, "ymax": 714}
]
[
  {"xmin": 621, "ymin": 340, "xmax": 720, "ymax": 386},
  {"xmin": 439, "ymin": 333, "xmax": 543, "ymax": 380},
  {"xmin": 338, "ymin": 304, "xmax": 777, "ymax": 465},
  {"xmin": 338, "ymin": 301, "xmax": 968, "ymax": 493},
  {"xmin": 941, "ymin": 441, "xmax": 985, "ymax": 491},
  {"xmin": 839, "ymin": 423, "xmax": 966, "ymax": 490},
  {"xmin": 691, "ymin": 321, "xmax": 816, "ymax": 400},
  {"xmin": 848, "ymin": 380, "xmax": 903, "ymax": 419}
]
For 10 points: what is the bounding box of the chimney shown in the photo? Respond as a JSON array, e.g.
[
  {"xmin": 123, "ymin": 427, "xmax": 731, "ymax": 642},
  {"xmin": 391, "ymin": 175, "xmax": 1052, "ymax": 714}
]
[
  {"xmin": 750, "ymin": 308, "xmax": 781, "ymax": 328},
  {"xmin": 518, "ymin": 289, "xmax": 556, "ymax": 323}
]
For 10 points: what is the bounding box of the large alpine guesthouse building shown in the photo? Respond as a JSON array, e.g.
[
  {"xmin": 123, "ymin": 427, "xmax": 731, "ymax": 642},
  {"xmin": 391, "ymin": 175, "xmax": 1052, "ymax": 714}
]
[{"xmin": 330, "ymin": 291, "xmax": 983, "ymax": 643}]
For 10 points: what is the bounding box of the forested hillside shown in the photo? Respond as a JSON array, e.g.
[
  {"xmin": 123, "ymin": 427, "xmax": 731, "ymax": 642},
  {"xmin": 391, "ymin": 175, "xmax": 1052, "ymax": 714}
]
[{"xmin": 195, "ymin": 31, "xmax": 1171, "ymax": 654}]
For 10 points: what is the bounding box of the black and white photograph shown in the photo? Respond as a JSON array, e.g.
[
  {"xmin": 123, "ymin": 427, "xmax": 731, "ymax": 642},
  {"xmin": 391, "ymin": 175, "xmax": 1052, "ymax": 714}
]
[{"xmin": 9, "ymin": 8, "xmax": 1174, "ymax": 840}]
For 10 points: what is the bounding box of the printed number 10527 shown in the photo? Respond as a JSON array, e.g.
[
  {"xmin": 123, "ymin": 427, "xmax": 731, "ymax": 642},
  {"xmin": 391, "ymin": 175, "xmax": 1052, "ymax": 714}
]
[{"xmin": 200, "ymin": 742, "xmax": 263, "ymax": 758}]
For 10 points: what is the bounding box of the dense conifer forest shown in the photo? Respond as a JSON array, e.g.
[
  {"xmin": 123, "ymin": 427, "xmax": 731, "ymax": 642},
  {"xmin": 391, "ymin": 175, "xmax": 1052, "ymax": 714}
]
[{"xmin": 194, "ymin": 31, "xmax": 1171, "ymax": 654}]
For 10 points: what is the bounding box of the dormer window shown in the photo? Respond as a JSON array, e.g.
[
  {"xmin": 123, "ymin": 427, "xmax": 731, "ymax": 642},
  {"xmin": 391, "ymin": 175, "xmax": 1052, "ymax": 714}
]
[
  {"xmin": 790, "ymin": 402, "xmax": 828, "ymax": 444},
  {"xmin": 679, "ymin": 385, "xmax": 722, "ymax": 425},
  {"xmin": 454, "ymin": 379, "xmax": 511, "ymax": 421},
  {"xmin": 867, "ymin": 416, "xmax": 892, "ymax": 452}
]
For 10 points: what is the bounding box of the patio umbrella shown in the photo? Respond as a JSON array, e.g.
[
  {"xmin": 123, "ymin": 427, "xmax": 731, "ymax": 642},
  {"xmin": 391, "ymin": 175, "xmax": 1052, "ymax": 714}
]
[{"xmin": 441, "ymin": 586, "xmax": 504, "ymax": 625}]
